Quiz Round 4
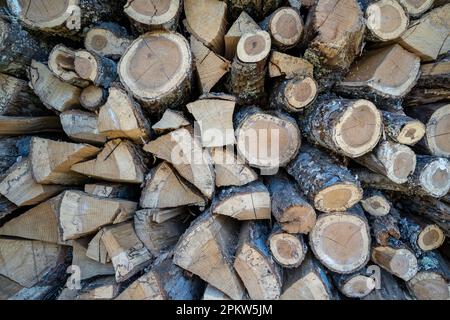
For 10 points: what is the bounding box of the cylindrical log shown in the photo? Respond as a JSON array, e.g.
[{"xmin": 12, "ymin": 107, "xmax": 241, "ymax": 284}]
[
  {"xmin": 74, "ymin": 50, "xmax": 117, "ymax": 88},
  {"xmin": 361, "ymin": 189, "xmax": 391, "ymax": 216},
  {"xmin": 381, "ymin": 111, "xmax": 426, "ymax": 146},
  {"xmin": 84, "ymin": 22, "xmax": 132, "ymax": 60},
  {"xmin": 365, "ymin": 0, "xmax": 409, "ymax": 41},
  {"xmin": 118, "ymin": 31, "xmax": 193, "ymax": 115},
  {"xmin": 268, "ymin": 224, "xmax": 307, "ymax": 268},
  {"xmin": 80, "ymin": 85, "xmax": 108, "ymax": 111},
  {"xmin": 302, "ymin": 98, "xmax": 382, "ymax": 158},
  {"xmin": 397, "ymin": 0, "xmax": 435, "ymax": 17},
  {"xmin": 368, "ymin": 210, "xmax": 401, "ymax": 246},
  {"xmin": 269, "ymin": 76, "xmax": 318, "ymax": 112},
  {"xmin": 48, "ymin": 45, "xmax": 90, "ymax": 88},
  {"xmin": 331, "ymin": 267, "xmax": 376, "ymax": 298},
  {"xmin": 286, "ymin": 144, "xmax": 363, "ymax": 212}
]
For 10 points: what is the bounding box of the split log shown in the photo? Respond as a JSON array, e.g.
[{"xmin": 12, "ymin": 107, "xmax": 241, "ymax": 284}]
[
  {"xmin": 280, "ymin": 252, "xmax": 337, "ymax": 300},
  {"xmin": 124, "ymin": 0, "xmax": 182, "ymax": 33},
  {"xmin": 354, "ymin": 140, "xmax": 417, "ymax": 184},
  {"xmin": 381, "ymin": 111, "xmax": 426, "ymax": 146},
  {"xmin": 139, "ymin": 162, "xmax": 205, "ymax": 209},
  {"xmin": 211, "ymin": 180, "xmax": 271, "ymax": 220},
  {"xmin": 30, "ymin": 137, "xmax": 100, "ymax": 185},
  {"xmin": 74, "ymin": 50, "xmax": 117, "ymax": 88},
  {"xmin": 270, "ymin": 76, "xmax": 318, "ymax": 112},
  {"xmin": 190, "ymin": 36, "xmax": 230, "ymax": 93},
  {"xmin": 139, "ymin": 208, "xmax": 186, "ymax": 224},
  {"xmin": 336, "ymin": 45, "xmax": 421, "ymax": 102},
  {"xmin": 362, "ymin": 269, "xmax": 413, "ymax": 300},
  {"xmin": 0, "ymin": 238, "xmax": 67, "ymax": 288},
  {"xmin": 265, "ymin": 173, "xmax": 316, "ymax": 234},
  {"xmin": 397, "ymin": 0, "xmax": 435, "ymax": 17},
  {"xmin": 186, "ymin": 96, "xmax": 235, "ymax": 147},
  {"xmin": 173, "ymin": 211, "xmax": 246, "ymax": 300},
  {"xmin": 309, "ymin": 211, "xmax": 371, "ymax": 274},
  {"xmin": 227, "ymin": 30, "xmax": 271, "ymax": 105},
  {"xmin": 302, "ymin": 98, "xmax": 382, "ymax": 157},
  {"xmin": 0, "ymin": 116, "xmax": 62, "ymax": 136},
  {"xmin": 86, "ymin": 229, "xmax": 110, "ymax": 264},
  {"xmin": 72, "ymin": 239, "xmax": 114, "ymax": 280},
  {"xmin": 0, "ymin": 196, "xmax": 17, "ymax": 220},
  {"xmin": 303, "ymin": 0, "xmax": 365, "ymax": 71},
  {"xmin": 405, "ymin": 88, "xmax": 450, "ymax": 107},
  {"xmin": 84, "ymin": 183, "xmax": 138, "ymax": 200},
  {"xmin": 365, "ymin": 0, "xmax": 409, "ymax": 41},
  {"xmin": 0, "ymin": 275, "xmax": 59, "ymax": 300},
  {"xmin": 202, "ymin": 285, "xmax": 231, "ymax": 300},
  {"xmin": 369, "ymin": 210, "xmax": 401, "ymax": 246},
  {"xmin": 101, "ymin": 221, "xmax": 152, "ymax": 282},
  {"xmin": 224, "ymin": 11, "xmax": 260, "ymax": 60},
  {"xmin": 361, "ymin": 189, "xmax": 391, "ymax": 217},
  {"xmin": 234, "ymin": 221, "xmax": 283, "ymax": 300},
  {"xmin": 404, "ymin": 103, "xmax": 450, "ymax": 158},
  {"xmin": 0, "ymin": 137, "xmax": 27, "ymax": 180},
  {"xmin": 60, "ymin": 110, "xmax": 106, "ymax": 145},
  {"xmin": 85, "ymin": 23, "xmax": 132, "ymax": 60},
  {"xmin": 80, "ymin": 85, "xmax": 108, "ymax": 111},
  {"xmin": 97, "ymin": 86, "xmax": 151, "ymax": 144},
  {"xmin": 0, "ymin": 73, "xmax": 47, "ymax": 116},
  {"xmin": 268, "ymin": 224, "xmax": 307, "ymax": 268},
  {"xmin": 118, "ymin": 31, "xmax": 193, "ymax": 114},
  {"xmin": 134, "ymin": 208, "xmax": 189, "ymax": 256},
  {"xmin": 48, "ymin": 44, "xmax": 90, "ymax": 88},
  {"xmin": 398, "ymin": 4, "xmax": 450, "ymax": 61},
  {"xmin": 58, "ymin": 276, "xmax": 120, "ymax": 300},
  {"xmin": 143, "ymin": 128, "xmax": 215, "ymax": 198},
  {"xmin": 151, "ymin": 109, "xmax": 190, "ymax": 135},
  {"xmin": 331, "ymin": 267, "xmax": 376, "ymax": 298},
  {"xmin": 210, "ymin": 147, "xmax": 258, "ymax": 187},
  {"xmin": 226, "ymin": 0, "xmax": 282, "ymax": 21},
  {"xmin": 29, "ymin": 60, "xmax": 81, "ymax": 113},
  {"xmin": 268, "ymin": 51, "xmax": 314, "ymax": 79},
  {"xmin": 260, "ymin": 7, "xmax": 303, "ymax": 51},
  {"xmin": 286, "ymin": 144, "xmax": 363, "ymax": 212},
  {"xmin": 234, "ymin": 106, "xmax": 301, "ymax": 170},
  {"xmin": 71, "ymin": 139, "xmax": 148, "ymax": 184},
  {"xmin": 0, "ymin": 158, "xmax": 65, "ymax": 207}
]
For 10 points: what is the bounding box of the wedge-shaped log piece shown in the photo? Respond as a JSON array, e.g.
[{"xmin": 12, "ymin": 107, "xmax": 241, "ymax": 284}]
[
  {"xmin": 144, "ymin": 128, "xmax": 215, "ymax": 198},
  {"xmin": 86, "ymin": 229, "xmax": 110, "ymax": 264},
  {"xmin": 84, "ymin": 183, "xmax": 138, "ymax": 200},
  {"xmin": 48, "ymin": 44, "xmax": 90, "ymax": 87},
  {"xmin": 60, "ymin": 110, "xmax": 106, "ymax": 145},
  {"xmin": 202, "ymin": 284, "xmax": 231, "ymax": 300},
  {"xmin": 74, "ymin": 50, "xmax": 117, "ymax": 87},
  {"xmin": 0, "ymin": 137, "xmax": 28, "ymax": 180},
  {"xmin": 0, "ymin": 275, "xmax": 58, "ymax": 301},
  {"xmin": 365, "ymin": 0, "xmax": 409, "ymax": 41},
  {"xmin": 173, "ymin": 211, "xmax": 246, "ymax": 300},
  {"xmin": 98, "ymin": 86, "xmax": 151, "ymax": 144},
  {"xmin": 72, "ymin": 239, "xmax": 114, "ymax": 280},
  {"xmin": 151, "ymin": 109, "xmax": 190, "ymax": 135},
  {"xmin": 211, "ymin": 181, "xmax": 271, "ymax": 220},
  {"xmin": 140, "ymin": 162, "xmax": 205, "ymax": 209},
  {"xmin": 84, "ymin": 23, "xmax": 132, "ymax": 59},
  {"xmin": 72, "ymin": 139, "xmax": 147, "ymax": 184},
  {"xmin": 0, "ymin": 116, "xmax": 62, "ymax": 136},
  {"xmin": 124, "ymin": 0, "xmax": 182, "ymax": 32},
  {"xmin": 268, "ymin": 224, "xmax": 307, "ymax": 268},
  {"xmin": 234, "ymin": 221, "xmax": 283, "ymax": 300},
  {"xmin": 30, "ymin": 137, "xmax": 100, "ymax": 185},
  {"xmin": 0, "ymin": 196, "xmax": 17, "ymax": 221},
  {"xmin": 102, "ymin": 221, "xmax": 152, "ymax": 282},
  {"xmin": 58, "ymin": 276, "xmax": 120, "ymax": 300},
  {"xmin": 224, "ymin": 11, "xmax": 260, "ymax": 60},
  {"xmin": 381, "ymin": 111, "xmax": 425, "ymax": 146},
  {"xmin": 268, "ymin": 51, "xmax": 314, "ymax": 79}
]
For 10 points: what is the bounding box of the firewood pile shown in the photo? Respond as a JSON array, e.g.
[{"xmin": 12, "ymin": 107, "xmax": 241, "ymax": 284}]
[{"xmin": 0, "ymin": 0, "xmax": 449, "ymax": 301}]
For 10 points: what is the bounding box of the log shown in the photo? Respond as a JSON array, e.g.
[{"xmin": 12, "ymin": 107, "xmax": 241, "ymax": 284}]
[
  {"xmin": 30, "ymin": 137, "xmax": 100, "ymax": 185},
  {"xmin": 143, "ymin": 128, "xmax": 215, "ymax": 198},
  {"xmin": 151, "ymin": 109, "xmax": 190, "ymax": 135},
  {"xmin": 397, "ymin": 0, "xmax": 435, "ymax": 17},
  {"xmin": 210, "ymin": 147, "xmax": 258, "ymax": 187},
  {"xmin": 234, "ymin": 106, "xmax": 301, "ymax": 170},
  {"xmin": 268, "ymin": 224, "xmax": 307, "ymax": 268},
  {"xmin": 0, "ymin": 137, "xmax": 27, "ymax": 180},
  {"xmin": 173, "ymin": 211, "xmax": 246, "ymax": 300},
  {"xmin": 134, "ymin": 208, "xmax": 189, "ymax": 256},
  {"xmin": 84, "ymin": 23, "xmax": 132, "ymax": 60},
  {"xmin": 116, "ymin": 251, "xmax": 204, "ymax": 300},
  {"xmin": 118, "ymin": 31, "xmax": 193, "ymax": 115},
  {"xmin": 398, "ymin": 4, "xmax": 450, "ymax": 61},
  {"xmin": 84, "ymin": 183, "xmax": 139, "ymax": 200},
  {"xmin": 404, "ymin": 103, "xmax": 450, "ymax": 158},
  {"xmin": 184, "ymin": 0, "xmax": 227, "ymax": 54},
  {"xmin": 202, "ymin": 284, "xmax": 231, "ymax": 300},
  {"xmin": 48, "ymin": 44, "xmax": 90, "ymax": 88},
  {"xmin": 101, "ymin": 221, "xmax": 152, "ymax": 282},
  {"xmin": 0, "ymin": 275, "xmax": 58, "ymax": 300},
  {"xmin": 124, "ymin": 0, "xmax": 182, "ymax": 33},
  {"xmin": 190, "ymin": 36, "xmax": 230, "ymax": 93},
  {"xmin": 303, "ymin": 0, "xmax": 365, "ymax": 71},
  {"xmin": 71, "ymin": 139, "xmax": 148, "ymax": 184},
  {"xmin": 280, "ymin": 252, "xmax": 337, "ymax": 300},
  {"xmin": 72, "ymin": 239, "xmax": 115, "ymax": 280},
  {"xmin": 58, "ymin": 276, "xmax": 120, "ymax": 300},
  {"xmin": 361, "ymin": 189, "xmax": 391, "ymax": 217},
  {"xmin": 362, "ymin": 269, "xmax": 413, "ymax": 300},
  {"xmin": 86, "ymin": 229, "xmax": 110, "ymax": 264},
  {"xmin": 60, "ymin": 110, "xmax": 106, "ymax": 145},
  {"xmin": 336, "ymin": 45, "xmax": 421, "ymax": 102},
  {"xmin": 264, "ymin": 173, "xmax": 316, "ymax": 234},
  {"xmin": 186, "ymin": 96, "xmax": 235, "ymax": 147},
  {"xmin": 224, "ymin": 11, "xmax": 260, "ymax": 60},
  {"xmin": 234, "ymin": 221, "xmax": 283, "ymax": 300},
  {"xmin": 260, "ymin": 7, "xmax": 303, "ymax": 51},
  {"xmin": 211, "ymin": 180, "xmax": 271, "ymax": 220},
  {"xmin": 97, "ymin": 86, "xmax": 151, "ymax": 144},
  {"xmin": 268, "ymin": 51, "xmax": 314, "ymax": 79},
  {"xmin": 331, "ymin": 267, "xmax": 376, "ymax": 298},
  {"xmin": 354, "ymin": 140, "xmax": 417, "ymax": 184},
  {"xmin": 381, "ymin": 111, "xmax": 426, "ymax": 146},
  {"xmin": 29, "ymin": 60, "xmax": 81, "ymax": 113},
  {"xmin": 227, "ymin": 30, "xmax": 271, "ymax": 105},
  {"xmin": 405, "ymin": 88, "xmax": 450, "ymax": 106},
  {"xmin": 0, "ymin": 116, "xmax": 62, "ymax": 136},
  {"xmin": 0, "ymin": 158, "xmax": 65, "ymax": 207},
  {"xmin": 0, "ymin": 196, "xmax": 17, "ymax": 221},
  {"xmin": 302, "ymin": 98, "xmax": 382, "ymax": 158},
  {"xmin": 269, "ymin": 76, "xmax": 318, "ymax": 112},
  {"xmin": 74, "ymin": 50, "xmax": 117, "ymax": 88},
  {"xmin": 80, "ymin": 85, "xmax": 108, "ymax": 111},
  {"xmin": 226, "ymin": 0, "xmax": 282, "ymax": 21},
  {"xmin": 365, "ymin": 0, "xmax": 409, "ymax": 41},
  {"xmin": 368, "ymin": 210, "xmax": 401, "ymax": 246},
  {"xmin": 139, "ymin": 162, "xmax": 205, "ymax": 209},
  {"xmin": 309, "ymin": 211, "xmax": 371, "ymax": 274},
  {"xmin": 286, "ymin": 144, "xmax": 363, "ymax": 212}
]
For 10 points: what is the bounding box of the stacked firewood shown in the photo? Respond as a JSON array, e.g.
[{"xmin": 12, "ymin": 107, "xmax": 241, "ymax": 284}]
[{"xmin": 0, "ymin": 0, "xmax": 449, "ymax": 301}]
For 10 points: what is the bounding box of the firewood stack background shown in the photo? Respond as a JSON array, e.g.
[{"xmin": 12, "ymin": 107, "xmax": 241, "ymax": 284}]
[{"xmin": 0, "ymin": 0, "xmax": 449, "ymax": 301}]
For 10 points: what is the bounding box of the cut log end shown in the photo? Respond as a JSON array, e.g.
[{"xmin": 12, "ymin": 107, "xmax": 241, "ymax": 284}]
[
  {"xmin": 341, "ymin": 275, "xmax": 376, "ymax": 298},
  {"xmin": 236, "ymin": 30, "xmax": 271, "ymax": 64},
  {"xmin": 281, "ymin": 205, "xmax": 317, "ymax": 234},
  {"xmin": 425, "ymin": 104, "xmax": 450, "ymax": 158},
  {"xmin": 397, "ymin": 0, "xmax": 435, "ymax": 17},
  {"xmin": 407, "ymin": 272, "xmax": 450, "ymax": 300},
  {"xmin": 315, "ymin": 184, "xmax": 363, "ymax": 213},
  {"xmin": 285, "ymin": 77, "xmax": 318, "ymax": 111},
  {"xmin": 124, "ymin": 0, "xmax": 180, "ymax": 31},
  {"xmin": 417, "ymin": 225, "xmax": 446, "ymax": 251},
  {"xmin": 74, "ymin": 51, "xmax": 97, "ymax": 81},
  {"xmin": 269, "ymin": 7, "xmax": 303, "ymax": 49},
  {"xmin": 397, "ymin": 121, "xmax": 426, "ymax": 145},
  {"xmin": 372, "ymin": 246, "xmax": 418, "ymax": 281},
  {"xmin": 366, "ymin": 0, "xmax": 409, "ymax": 41},
  {"xmin": 361, "ymin": 195, "xmax": 390, "ymax": 217},
  {"xmin": 419, "ymin": 158, "xmax": 450, "ymax": 197},
  {"xmin": 269, "ymin": 233, "xmax": 306, "ymax": 268},
  {"xmin": 80, "ymin": 85, "xmax": 107, "ymax": 111}
]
